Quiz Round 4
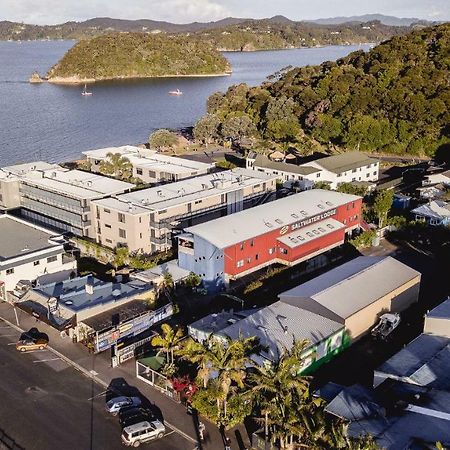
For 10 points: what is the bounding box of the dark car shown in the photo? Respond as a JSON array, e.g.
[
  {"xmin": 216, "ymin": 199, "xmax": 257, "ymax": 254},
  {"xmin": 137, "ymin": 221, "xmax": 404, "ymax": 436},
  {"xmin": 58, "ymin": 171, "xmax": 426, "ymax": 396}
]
[{"xmin": 120, "ymin": 407, "xmax": 155, "ymax": 428}]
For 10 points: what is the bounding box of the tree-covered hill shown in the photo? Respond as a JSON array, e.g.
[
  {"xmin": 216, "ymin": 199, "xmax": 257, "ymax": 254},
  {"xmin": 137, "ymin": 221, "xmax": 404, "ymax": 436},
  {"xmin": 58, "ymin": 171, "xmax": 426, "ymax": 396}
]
[
  {"xmin": 195, "ymin": 23, "xmax": 449, "ymax": 157},
  {"xmin": 46, "ymin": 33, "xmax": 230, "ymax": 81}
]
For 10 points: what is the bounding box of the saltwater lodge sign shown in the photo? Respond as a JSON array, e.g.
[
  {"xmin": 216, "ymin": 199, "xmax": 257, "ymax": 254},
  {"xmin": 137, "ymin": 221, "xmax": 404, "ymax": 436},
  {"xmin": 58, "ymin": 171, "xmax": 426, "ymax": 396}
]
[{"xmin": 280, "ymin": 209, "xmax": 337, "ymax": 235}]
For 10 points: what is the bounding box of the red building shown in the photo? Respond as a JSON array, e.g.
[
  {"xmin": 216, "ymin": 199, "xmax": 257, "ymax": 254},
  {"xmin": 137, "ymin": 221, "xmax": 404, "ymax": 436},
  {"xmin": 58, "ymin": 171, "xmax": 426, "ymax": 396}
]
[{"xmin": 178, "ymin": 189, "xmax": 362, "ymax": 291}]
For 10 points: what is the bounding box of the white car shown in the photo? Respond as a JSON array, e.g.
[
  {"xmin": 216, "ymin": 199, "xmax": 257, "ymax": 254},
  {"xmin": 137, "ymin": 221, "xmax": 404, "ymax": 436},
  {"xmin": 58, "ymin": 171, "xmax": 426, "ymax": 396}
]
[
  {"xmin": 106, "ymin": 396, "xmax": 141, "ymax": 416},
  {"xmin": 121, "ymin": 420, "xmax": 166, "ymax": 447}
]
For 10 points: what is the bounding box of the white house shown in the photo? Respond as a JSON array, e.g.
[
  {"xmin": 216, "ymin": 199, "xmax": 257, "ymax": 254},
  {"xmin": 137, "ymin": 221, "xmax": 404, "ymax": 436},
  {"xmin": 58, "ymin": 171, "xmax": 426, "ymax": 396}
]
[
  {"xmin": 246, "ymin": 151, "xmax": 379, "ymax": 190},
  {"xmin": 422, "ymin": 169, "xmax": 450, "ymax": 186},
  {"xmin": 0, "ymin": 215, "xmax": 77, "ymax": 299}
]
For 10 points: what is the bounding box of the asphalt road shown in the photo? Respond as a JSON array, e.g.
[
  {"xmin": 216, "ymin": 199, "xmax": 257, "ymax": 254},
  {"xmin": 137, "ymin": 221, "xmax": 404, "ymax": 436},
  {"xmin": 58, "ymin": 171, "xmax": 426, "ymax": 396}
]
[{"xmin": 0, "ymin": 322, "xmax": 194, "ymax": 450}]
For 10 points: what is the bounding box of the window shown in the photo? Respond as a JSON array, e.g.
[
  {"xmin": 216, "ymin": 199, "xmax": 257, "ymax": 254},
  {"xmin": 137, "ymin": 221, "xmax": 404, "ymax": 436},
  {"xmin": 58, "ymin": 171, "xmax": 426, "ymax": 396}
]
[
  {"xmin": 352, "ymin": 169, "xmax": 357, "ymax": 173},
  {"xmin": 237, "ymin": 260, "xmax": 244, "ymax": 268},
  {"xmin": 352, "ymin": 201, "xmax": 355, "ymax": 209},
  {"xmin": 247, "ymin": 257, "xmax": 252, "ymax": 264},
  {"xmin": 139, "ymin": 217, "xmax": 142, "ymax": 223},
  {"xmin": 316, "ymin": 173, "xmax": 321, "ymax": 178},
  {"xmin": 139, "ymin": 233, "xmax": 142, "ymax": 239},
  {"xmin": 47, "ymin": 256, "xmax": 57, "ymax": 263},
  {"xmin": 33, "ymin": 260, "xmax": 40, "ymax": 266},
  {"xmin": 250, "ymin": 239, "xmax": 254, "ymax": 247},
  {"xmin": 255, "ymin": 254, "xmax": 259, "ymax": 261},
  {"xmin": 6, "ymin": 268, "xmax": 14, "ymax": 275},
  {"xmin": 269, "ymin": 248, "xmax": 275, "ymax": 255},
  {"xmin": 240, "ymin": 243, "xmax": 244, "ymax": 251},
  {"xmin": 373, "ymin": 171, "xmax": 377, "ymax": 176},
  {"xmin": 104, "ymin": 208, "xmax": 110, "ymax": 214},
  {"xmin": 118, "ymin": 213, "xmax": 125, "ymax": 223},
  {"xmin": 195, "ymin": 200, "xmax": 202, "ymax": 204},
  {"xmin": 280, "ymin": 248, "xmax": 288, "ymax": 254},
  {"xmin": 136, "ymin": 168, "xmax": 143, "ymax": 175},
  {"xmin": 337, "ymin": 173, "xmax": 342, "ymax": 177},
  {"xmin": 105, "ymin": 224, "xmax": 111, "ymax": 229},
  {"xmin": 106, "ymin": 239, "xmax": 112, "ymax": 244},
  {"xmin": 119, "ymin": 228, "xmax": 126, "ymax": 239}
]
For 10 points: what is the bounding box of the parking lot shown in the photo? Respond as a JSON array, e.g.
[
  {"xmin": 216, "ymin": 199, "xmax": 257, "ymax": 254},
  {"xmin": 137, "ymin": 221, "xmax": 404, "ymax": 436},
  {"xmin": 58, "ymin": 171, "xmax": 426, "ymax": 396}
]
[{"xmin": 0, "ymin": 321, "xmax": 196, "ymax": 450}]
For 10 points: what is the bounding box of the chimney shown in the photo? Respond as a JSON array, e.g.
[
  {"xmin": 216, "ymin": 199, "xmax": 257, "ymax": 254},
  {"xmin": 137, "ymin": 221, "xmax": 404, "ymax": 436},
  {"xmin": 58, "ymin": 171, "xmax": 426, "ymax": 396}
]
[{"xmin": 85, "ymin": 276, "xmax": 94, "ymax": 295}]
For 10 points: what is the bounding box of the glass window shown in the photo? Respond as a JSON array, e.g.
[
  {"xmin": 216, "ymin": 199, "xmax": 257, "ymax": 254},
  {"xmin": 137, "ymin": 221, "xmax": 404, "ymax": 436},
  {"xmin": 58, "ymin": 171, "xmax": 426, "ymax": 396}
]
[
  {"xmin": 33, "ymin": 260, "xmax": 40, "ymax": 266},
  {"xmin": 47, "ymin": 256, "xmax": 58, "ymax": 263},
  {"xmin": 136, "ymin": 168, "xmax": 143, "ymax": 175},
  {"xmin": 237, "ymin": 260, "xmax": 244, "ymax": 268},
  {"xmin": 119, "ymin": 229, "xmax": 126, "ymax": 238},
  {"xmin": 6, "ymin": 268, "xmax": 14, "ymax": 275},
  {"xmin": 118, "ymin": 213, "xmax": 125, "ymax": 223}
]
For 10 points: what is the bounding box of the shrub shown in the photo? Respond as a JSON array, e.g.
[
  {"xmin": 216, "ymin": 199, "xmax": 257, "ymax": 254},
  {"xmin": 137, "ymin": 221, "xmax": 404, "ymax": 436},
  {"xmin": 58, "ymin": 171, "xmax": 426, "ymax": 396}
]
[{"xmin": 349, "ymin": 230, "xmax": 376, "ymax": 249}]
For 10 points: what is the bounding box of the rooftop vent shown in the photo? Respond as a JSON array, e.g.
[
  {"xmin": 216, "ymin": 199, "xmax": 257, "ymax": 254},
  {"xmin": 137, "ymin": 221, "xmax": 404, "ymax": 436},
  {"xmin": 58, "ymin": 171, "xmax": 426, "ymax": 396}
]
[
  {"xmin": 64, "ymin": 300, "xmax": 73, "ymax": 306},
  {"xmin": 325, "ymin": 201, "xmax": 334, "ymax": 206},
  {"xmin": 291, "ymin": 213, "xmax": 299, "ymax": 219},
  {"xmin": 275, "ymin": 219, "xmax": 283, "ymax": 225},
  {"xmin": 300, "ymin": 210, "xmax": 307, "ymax": 216},
  {"xmin": 157, "ymin": 190, "xmax": 163, "ymax": 197},
  {"xmin": 264, "ymin": 221, "xmax": 274, "ymax": 228},
  {"xmin": 112, "ymin": 289, "xmax": 121, "ymax": 297},
  {"xmin": 317, "ymin": 204, "xmax": 325, "ymax": 209}
]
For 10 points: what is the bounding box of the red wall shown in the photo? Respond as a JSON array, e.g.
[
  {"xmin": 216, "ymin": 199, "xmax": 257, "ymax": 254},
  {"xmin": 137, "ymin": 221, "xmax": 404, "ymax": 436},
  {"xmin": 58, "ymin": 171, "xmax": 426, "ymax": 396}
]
[{"xmin": 223, "ymin": 198, "xmax": 362, "ymax": 277}]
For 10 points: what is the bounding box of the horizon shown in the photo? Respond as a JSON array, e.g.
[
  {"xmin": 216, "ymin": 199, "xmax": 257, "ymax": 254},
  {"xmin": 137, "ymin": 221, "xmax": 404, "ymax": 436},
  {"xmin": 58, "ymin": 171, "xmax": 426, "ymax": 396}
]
[{"xmin": 1, "ymin": 0, "xmax": 449, "ymax": 26}]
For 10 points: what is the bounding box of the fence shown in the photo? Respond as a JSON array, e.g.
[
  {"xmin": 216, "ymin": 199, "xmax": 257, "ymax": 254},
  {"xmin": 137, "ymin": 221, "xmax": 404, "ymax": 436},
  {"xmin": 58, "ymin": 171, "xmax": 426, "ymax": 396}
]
[{"xmin": 136, "ymin": 361, "xmax": 180, "ymax": 402}]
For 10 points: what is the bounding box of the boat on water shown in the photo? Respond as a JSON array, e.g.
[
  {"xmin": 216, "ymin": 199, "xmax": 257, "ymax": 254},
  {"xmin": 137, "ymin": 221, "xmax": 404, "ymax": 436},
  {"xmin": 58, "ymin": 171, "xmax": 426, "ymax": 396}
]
[
  {"xmin": 81, "ymin": 84, "xmax": 93, "ymax": 96},
  {"xmin": 168, "ymin": 89, "xmax": 182, "ymax": 96}
]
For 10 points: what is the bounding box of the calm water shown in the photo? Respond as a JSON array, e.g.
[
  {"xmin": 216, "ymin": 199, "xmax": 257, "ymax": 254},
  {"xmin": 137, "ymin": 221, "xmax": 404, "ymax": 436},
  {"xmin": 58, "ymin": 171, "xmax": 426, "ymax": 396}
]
[{"xmin": 0, "ymin": 41, "xmax": 370, "ymax": 166}]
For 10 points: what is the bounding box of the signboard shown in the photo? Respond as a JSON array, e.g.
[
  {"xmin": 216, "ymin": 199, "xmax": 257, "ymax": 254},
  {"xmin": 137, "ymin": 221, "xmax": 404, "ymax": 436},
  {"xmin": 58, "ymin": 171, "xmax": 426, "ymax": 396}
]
[
  {"xmin": 280, "ymin": 209, "xmax": 337, "ymax": 235},
  {"xmin": 48, "ymin": 297, "xmax": 58, "ymax": 314},
  {"xmin": 94, "ymin": 303, "xmax": 174, "ymax": 353}
]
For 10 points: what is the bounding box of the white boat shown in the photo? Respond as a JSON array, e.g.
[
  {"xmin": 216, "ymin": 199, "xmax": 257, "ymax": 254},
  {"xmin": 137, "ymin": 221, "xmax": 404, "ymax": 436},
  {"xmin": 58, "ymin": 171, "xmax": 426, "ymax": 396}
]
[
  {"xmin": 371, "ymin": 313, "xmax": 401, "ymax": 340},
  {"xmin": 81, "ymin": 84, "xmax": 93, "ymax": 96},
  {"xmin": 168, "ymin": 88, "xmax": 182, "ymax": 96}
]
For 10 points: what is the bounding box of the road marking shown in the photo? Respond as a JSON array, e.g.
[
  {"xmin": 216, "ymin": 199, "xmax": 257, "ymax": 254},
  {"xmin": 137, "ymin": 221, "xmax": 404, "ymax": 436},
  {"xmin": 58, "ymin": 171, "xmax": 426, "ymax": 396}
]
[
  {"xmin": 164, "ymin": 431, "xmax": 175, "ymax": 437},
  {"xmin": 0, "ymin": 315, "xmax": 198, "ymax": 445},
  {"xmin": 33, "ymin": 357, "xmax": 61, "ymax": 363},
  {"xmin": 87, "ymin": 390, "xmax": 108, "ymax": 401},
  {"xmin": 0, "ymin": 334, "xmax": 18, "ymax": 337},
  {"xmin": 7, "ymin": 342, "xmax": 17, "ymax": 346},
  {"xmin": 0, "ymin": 326, "xmax": 12, "ymax": 329}
]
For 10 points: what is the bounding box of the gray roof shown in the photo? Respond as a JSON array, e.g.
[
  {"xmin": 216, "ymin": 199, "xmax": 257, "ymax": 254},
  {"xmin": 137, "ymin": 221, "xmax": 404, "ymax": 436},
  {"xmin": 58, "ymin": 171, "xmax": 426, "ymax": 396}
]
[
  {"xmin": 346, "ymin": 383, "xmax": 450, "ymax": 450},
  {"xmin": 219, "ymin": 301, "xmax": 343, "ymax": 363},
  {"xmin": 0, "ymin": 216, "xmax": 62, "ymax": 262},
  {"xmin": 279, "ymin": 256, "xmax": 421, "ymax": 320},
  {"xmin": 93, "ymin": 168, "xmax": 275, "ymax": 214},
  {"xmin": 375, "ymin": 333, "xmax": 450, "ymax": 391},
  {"xmin": 32, "ymin": 275, "xmax": 152, "ymax": 313},
  {"xmin": 253, "ymin": 154, "xmax": 320, "ymax": 175},
  {"xmin": 427, "ymin": 298, "xmax": 450, "ymax": 319},
  {"xmin": 312, "ymin": 152, "xmax": 378, "ymax": 174},
  {"xmin": 185, "ymin": 189, "xmax": 360, "ymax": 249},
  {"xmin": 411, "ymin": 201, "xmax": 450, "ymax": 220},
  {"xmin": 131, "ymin": 260, "xmax": 190, "ymax": 284}
]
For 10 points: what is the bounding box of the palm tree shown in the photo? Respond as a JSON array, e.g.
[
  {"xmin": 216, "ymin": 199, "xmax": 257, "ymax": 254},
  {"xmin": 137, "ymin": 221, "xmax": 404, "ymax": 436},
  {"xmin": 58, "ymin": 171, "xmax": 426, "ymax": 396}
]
[
  {"xmin": 248, "ymin": 339, "xmax": 312, "ymax": 448},
  {"xmin": 151, "ymin": 323, "xmax": 184, "ymax": 365},
  {"xmin": 99, "ymin": 152, "xmax": 133, "ymax": 180},
  {"xmin": 179, "ymin": 334, "xmax": 259, "ymax": 421}
]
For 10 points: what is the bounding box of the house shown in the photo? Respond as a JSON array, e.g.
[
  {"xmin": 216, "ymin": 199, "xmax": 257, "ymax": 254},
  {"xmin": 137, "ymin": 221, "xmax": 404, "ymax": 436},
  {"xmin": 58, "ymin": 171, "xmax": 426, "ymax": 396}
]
[
  {"xmin": 246, "ymin": 151, "xmax": 379, "ymax": 190},
  {"xmin": 279, "ymin": 256, "xmax": 421, "ymax": 340},
  {"xmin": 422, "ymin": 168, "xmax": 450, "ymax": 186},
  {"xmin": 411, "ymin": 200, "xmax": 450, "ymax": 226},
  {"xmin": 0, "ymin": 215, "xmax": 77, "ymax": 300},
  {"xmin": 217, "ymin": 301, "xmax": 347, "ymax": 373},
  {"xmin": 178, "ymin": 189, "xmax": 362, "ymax": 291},
  {"xmin": 91, "ymin": 168, "xmax": 277, "ymax": 253},
  {"xmin": 13, "ymin": 275, "xmax": 155, "ymax": 344},
  {"xmin": 83, "ymin": 145, "xmax": 215, "ymax": 184}
]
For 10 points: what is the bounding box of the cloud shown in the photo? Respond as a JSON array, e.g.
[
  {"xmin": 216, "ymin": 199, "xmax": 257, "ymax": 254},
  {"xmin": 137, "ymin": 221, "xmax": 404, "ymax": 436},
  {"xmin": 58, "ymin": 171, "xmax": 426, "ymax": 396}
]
[{"xmin": 1, "ymin": 0, "xmax": 230, "ymax": 25}]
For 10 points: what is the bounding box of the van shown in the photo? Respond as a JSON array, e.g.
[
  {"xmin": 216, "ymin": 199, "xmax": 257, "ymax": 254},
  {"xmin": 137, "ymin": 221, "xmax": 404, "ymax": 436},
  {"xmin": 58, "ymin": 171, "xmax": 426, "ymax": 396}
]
[{"xmin": 121, "ymin": 420, "xmax": 165, "ymax": 447}]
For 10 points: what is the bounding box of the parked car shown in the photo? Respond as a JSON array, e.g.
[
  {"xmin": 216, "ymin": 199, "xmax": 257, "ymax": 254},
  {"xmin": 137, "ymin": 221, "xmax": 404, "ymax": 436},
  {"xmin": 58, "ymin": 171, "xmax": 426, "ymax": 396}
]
[
  {"xmin": 119, "ymin": 407, "xmax": 155, "ymax": 427},
  {"xmin": 121, "ymin": 420, "xmax": 165, "ymax": 446},
  {"xmin": 106, "ymin": 396, "xmax": 141, "ymax": 416},
  {"xmin": 16, "ymin": 338, "xmax": 48, "ymax": 352}
]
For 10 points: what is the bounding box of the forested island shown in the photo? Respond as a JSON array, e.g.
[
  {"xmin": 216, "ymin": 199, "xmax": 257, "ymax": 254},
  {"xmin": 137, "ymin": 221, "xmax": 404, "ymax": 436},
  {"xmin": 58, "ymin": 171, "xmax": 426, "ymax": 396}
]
[
  {"xmin": 194, "ymin": 23, "xmax": 449, "ymax": 158},
  {"xmin": 46, "ymin": 33, "xmax": 231, "ymax": 82}
]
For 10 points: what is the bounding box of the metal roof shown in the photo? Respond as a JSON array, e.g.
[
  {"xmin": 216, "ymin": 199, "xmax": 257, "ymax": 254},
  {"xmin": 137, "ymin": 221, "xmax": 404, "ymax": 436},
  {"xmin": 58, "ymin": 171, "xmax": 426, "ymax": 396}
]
[
  {"xmin": 311, "ymin": 152, "xmax": 378, "ymax": 174},
  {"xmin": 277, "ymin": 218, "xmax": 344, "ymax": 248},
  {"xmin": 185, "ymin": 189, "xmax": 360, "ymax": 249},
  {"xmin": 253, "ymin": 154, "xmax": 320, "ymax": 175},
  {"xmin": 279, "ymin": 256, "xmax": 421, "ymax": 320},
  {"xmin": 93, "ymin": 168, "xmax": 275, "ymax": 214},
  {"xmin": 218, "ymin": 301, "xmax": 343, "ymax": 363},
  {"xmin": 375, "ymin": 334, "xmax": 450, "ymax": 391},
  {"xmin": 427, "ymin": 298, "xmax": 450, "ymax": 319},
  {"xmin": 411, "ymin": 201, "xmax": 450, "ymax": 220},
  {"xmin": 131, "ymin": 260, "xmax": 191, "ymax": 284},
  {"xmin": 0, "ymin": 215, "xmax": 62, "ymax": 262},
  {"xmin": 32, "ymin": 275, "xmax": 152, "ymax": 313}
]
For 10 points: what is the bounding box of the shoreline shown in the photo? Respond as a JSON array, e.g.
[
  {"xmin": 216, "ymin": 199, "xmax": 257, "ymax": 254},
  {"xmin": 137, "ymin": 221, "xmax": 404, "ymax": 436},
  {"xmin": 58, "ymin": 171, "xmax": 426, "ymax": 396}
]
[{"xmin": 46, "ymin": 72, "xmax": 232, "ymax": 84}]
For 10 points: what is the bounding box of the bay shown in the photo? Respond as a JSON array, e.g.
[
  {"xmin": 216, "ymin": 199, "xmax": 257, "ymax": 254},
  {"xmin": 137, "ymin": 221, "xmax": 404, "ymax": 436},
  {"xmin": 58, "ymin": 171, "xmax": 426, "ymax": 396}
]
[{"xmin": 0, "ymin": 41, "xmax": 370, "ymax": 166}]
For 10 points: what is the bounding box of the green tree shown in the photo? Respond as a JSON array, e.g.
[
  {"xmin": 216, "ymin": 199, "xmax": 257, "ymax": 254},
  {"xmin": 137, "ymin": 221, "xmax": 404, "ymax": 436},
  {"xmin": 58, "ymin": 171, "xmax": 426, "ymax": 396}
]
[
  {"xmin": 193, "ymin": 113, "xmax": 221, "ymax": 144},
  {"xmin": 184, "ymin": 272, "xmax": 201, "ymax": 288},
  {"xmin": 149, "ymin": 129, "xmax": 178, "ymax": 150},
  {"xmin": 99, "ymin": 152, "xmax": 133, "ymax": 180},
  {"xmin": 112, "ymin": 246, "xmax": 129, "ymax": 269},
  {"xmin": 221, "ymin": 114, "xmax": 257, "ymax": 144},
  {"xmin": 151, "ymin": 323, "xmax": 184, "ymax": 365},
  {"xmin": 337, "ymin": 182, "xmax": 368, "ymax": 196},
  {"xmin": 373, "ymin": 189, "xmax": 394, "ymax": 228}
]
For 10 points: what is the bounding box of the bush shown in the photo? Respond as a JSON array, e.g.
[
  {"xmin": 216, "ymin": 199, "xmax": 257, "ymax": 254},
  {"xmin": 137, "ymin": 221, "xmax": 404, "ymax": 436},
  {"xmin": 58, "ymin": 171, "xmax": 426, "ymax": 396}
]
[{"xmin": 349, "ymin": 230, "xmax": 376, "ymax": 249}]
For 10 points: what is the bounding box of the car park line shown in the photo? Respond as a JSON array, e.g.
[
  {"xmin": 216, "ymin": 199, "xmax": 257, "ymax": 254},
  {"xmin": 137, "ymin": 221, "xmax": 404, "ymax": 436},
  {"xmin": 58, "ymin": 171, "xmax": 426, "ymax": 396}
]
[{"xmin": 33, "ymin": 357, "xmax": 62, "ymax": 363}]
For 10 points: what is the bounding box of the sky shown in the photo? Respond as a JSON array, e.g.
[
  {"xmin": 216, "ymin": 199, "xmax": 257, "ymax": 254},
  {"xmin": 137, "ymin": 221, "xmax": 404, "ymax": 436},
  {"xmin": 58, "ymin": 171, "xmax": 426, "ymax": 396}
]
[{"xmin": 1, "ymin": 0, "xmax": 449, "ymax": 25}]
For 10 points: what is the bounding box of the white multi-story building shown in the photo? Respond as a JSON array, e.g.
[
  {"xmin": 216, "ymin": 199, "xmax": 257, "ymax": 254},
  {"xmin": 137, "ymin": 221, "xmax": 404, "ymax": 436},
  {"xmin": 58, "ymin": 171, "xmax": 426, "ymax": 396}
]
[
  {"xmin": 246, "ymin": 151, "xmax": 379, "ymax": 190},
  {"xmin": 83, "ymin": 146, "xmax": 215, "ymax": 184},
  {"xmin": 0, "ymin": 215, "xmax": 77, "ymax": 299},
  {"xmin": 0, "ymin": 162, "xmax": 133, "ymax": 237},
  {"xmin": 91, "ymin": 168, "xmax": 277, "ymax": 253}
]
